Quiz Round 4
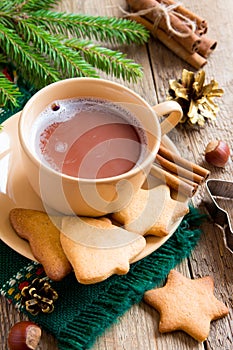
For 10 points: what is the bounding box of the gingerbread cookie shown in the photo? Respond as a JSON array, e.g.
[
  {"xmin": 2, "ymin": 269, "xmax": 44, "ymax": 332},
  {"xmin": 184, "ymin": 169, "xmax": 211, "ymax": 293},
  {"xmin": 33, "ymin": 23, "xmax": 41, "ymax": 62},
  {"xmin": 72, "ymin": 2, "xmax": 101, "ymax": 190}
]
[
  {"xmin": 143, "ymin": 269, "xmax": 229, "ymax": 342},
  {"xmin": 9, "ymin": 208, "xmax": 72, "ymax": 281},
  {"xmin": 60, "ymin": 216, "xmax": 146, "ymax": 284},
  {"xmin": 112, "ymin": 185, "xmax": 189, "ymax": 237}
]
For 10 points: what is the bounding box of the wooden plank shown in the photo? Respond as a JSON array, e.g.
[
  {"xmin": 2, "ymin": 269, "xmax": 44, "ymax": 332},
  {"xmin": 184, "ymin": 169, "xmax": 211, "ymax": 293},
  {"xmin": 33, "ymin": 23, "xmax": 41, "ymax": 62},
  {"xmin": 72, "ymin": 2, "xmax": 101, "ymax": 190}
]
[{"xmin": 0, "ymin": 0, "xmax": 232, "ymax": 349}]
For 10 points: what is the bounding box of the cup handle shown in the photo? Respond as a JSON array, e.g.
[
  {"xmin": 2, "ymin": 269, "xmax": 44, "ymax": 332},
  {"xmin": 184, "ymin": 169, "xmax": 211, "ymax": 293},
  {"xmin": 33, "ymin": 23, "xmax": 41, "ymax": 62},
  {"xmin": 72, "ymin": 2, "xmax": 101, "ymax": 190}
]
[{"xmin": 152, "ymin": 101, "xmax": 183, "ymax": 136}]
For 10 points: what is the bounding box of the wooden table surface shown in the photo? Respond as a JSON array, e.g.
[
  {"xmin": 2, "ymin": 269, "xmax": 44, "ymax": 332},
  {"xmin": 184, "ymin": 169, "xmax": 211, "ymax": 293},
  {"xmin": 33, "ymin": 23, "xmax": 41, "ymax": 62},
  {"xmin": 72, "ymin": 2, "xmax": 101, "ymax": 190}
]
[{"xmin": 1, "ymin": 0, "xmax": 232, "ymax": 349}]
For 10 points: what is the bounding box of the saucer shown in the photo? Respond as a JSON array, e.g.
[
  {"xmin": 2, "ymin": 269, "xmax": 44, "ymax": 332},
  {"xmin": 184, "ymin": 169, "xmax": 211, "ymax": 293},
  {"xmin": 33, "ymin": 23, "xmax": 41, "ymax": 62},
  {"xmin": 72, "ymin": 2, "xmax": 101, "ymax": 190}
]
[{"xmin": 0, "ymin": 112, "xmax": 184, "ymax": 263}]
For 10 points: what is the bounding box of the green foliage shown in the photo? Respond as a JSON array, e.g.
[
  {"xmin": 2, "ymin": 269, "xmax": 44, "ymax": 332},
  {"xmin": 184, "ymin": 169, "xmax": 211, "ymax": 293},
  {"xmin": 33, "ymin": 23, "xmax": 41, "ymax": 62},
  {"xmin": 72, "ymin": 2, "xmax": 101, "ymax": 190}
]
[
  {"xmin": 65, "ymin": 39, "xmax": 142, "ymax": 81},
  {"xmin": 30, "ymin": 11, "xmax": 149, "ymax": 45},
  {"xmin": 0, "ymin": 0, "xmax": 149, "ymax": 110},
  {"xmin": 0, "ymin": 72, "xmax": 22, "ymax": 107}
]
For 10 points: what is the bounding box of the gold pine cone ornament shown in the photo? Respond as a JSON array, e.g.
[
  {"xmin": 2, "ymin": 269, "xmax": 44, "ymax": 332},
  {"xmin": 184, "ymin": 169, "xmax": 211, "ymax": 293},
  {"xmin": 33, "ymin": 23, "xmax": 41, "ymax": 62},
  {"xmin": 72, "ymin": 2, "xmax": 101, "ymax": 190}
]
[{"xmin": 168, "ymin": 69, "xmax": 224, "ymax": 126}]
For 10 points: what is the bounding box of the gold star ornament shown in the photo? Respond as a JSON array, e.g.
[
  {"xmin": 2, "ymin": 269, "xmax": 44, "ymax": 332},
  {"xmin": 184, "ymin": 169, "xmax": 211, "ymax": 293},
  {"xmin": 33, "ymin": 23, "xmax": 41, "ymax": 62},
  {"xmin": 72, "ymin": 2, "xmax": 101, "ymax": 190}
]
[{"xmin": 144, "ymin": 269, "xmax": 229, "ymax": 342}]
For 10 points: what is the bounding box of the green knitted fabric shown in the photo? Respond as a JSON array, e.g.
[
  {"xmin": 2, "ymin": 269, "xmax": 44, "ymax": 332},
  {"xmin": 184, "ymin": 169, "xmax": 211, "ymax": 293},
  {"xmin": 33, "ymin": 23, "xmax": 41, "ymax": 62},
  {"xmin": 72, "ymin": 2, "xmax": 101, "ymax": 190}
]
[{"xmin": 0, "ymin": 207, "xmax": 204, "ymax": 350}]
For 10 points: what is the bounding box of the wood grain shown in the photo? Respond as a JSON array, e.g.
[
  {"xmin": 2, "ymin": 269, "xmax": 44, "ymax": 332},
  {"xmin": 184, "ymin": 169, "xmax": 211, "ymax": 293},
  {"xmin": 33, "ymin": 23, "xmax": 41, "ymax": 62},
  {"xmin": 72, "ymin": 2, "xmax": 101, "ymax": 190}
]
[{"xmin": 1, "ymin": 0, "xmax": 232, "ymax": 349}]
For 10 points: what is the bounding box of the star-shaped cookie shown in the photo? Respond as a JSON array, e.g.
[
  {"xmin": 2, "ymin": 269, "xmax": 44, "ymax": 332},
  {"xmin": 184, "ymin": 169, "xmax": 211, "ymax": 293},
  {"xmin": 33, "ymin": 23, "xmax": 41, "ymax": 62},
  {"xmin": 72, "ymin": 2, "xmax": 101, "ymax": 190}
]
[
  {"xmin": 144, "ymin": 269, "xmax": 229, "ymax": 342},
  {"xmin": 112, "ymin": 185, "xmax": 189, "ymax": 237}
]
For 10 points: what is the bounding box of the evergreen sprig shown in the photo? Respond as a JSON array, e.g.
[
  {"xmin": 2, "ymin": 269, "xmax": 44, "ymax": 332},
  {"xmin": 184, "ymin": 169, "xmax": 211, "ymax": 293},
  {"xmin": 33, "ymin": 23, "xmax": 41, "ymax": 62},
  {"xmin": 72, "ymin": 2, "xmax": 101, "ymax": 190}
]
[
  {"xmin": 30, "ymin": 11, "xmax": 148, "ymax": 45},
  {"xmin": 0, "ymin": 0, "xmax": 149, "ymax": 110},
  {"xmin": 65, "ymin": 39, "xmax": 142, "ymax": 81},
  {"xmin": 0, "ymin": 72, "xmax": 21, "ymax": 107}
]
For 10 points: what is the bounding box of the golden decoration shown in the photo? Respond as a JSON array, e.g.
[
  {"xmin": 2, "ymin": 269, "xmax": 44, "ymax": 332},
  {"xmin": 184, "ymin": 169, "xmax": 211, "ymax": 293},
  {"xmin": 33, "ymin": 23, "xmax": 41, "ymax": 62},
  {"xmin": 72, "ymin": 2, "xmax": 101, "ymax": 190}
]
[
  {"xmin": 21, "ymin": 277, "xmax": 58, "ymax": 316},
  {"xmin": 168, "ymin": 69, "xmax": 224, "ymax": 126}
]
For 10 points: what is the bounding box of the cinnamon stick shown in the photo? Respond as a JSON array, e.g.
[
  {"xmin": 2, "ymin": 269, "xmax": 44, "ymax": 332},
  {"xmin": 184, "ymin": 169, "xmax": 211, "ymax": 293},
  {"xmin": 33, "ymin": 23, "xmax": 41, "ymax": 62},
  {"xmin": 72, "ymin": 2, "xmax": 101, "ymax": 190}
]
[
  {"xmin": 156, "ymin": 0, "xmax": 208, "ymax": 35},
  {"xmin": 158, "ymin": 145, "xmax": 210, "ymax": 179},
  {"xmin": 197, "ymin": 36, "xmax": 217, "ymax": 58},
  {"xmin": 156, "ymin": 27, "xmax": 207, "ymax": 69},
  {"xmin": 160, "ymin": 11, "xmax": 201, "ymax": 53},
  {"xmin": 150, "ymin": 164, "xmax": 198, "ymax": 197},
  {"xmin": 127, "ymin": 0, "xmax": 201, "ymax": 53},
  {"xmin": 149, "ymin": 144, "xmax": 210, "ymax": 197},
  {"xmin": 155, "ymin": 153, "xmax": 205, "ymax": 184},
  {"xmin": 131, "ymin": 16, "xmax": 207, "ymax": 69},
  {"xmin": 173, "ymin": 174, "xmax": 201, "ymax": 187}
]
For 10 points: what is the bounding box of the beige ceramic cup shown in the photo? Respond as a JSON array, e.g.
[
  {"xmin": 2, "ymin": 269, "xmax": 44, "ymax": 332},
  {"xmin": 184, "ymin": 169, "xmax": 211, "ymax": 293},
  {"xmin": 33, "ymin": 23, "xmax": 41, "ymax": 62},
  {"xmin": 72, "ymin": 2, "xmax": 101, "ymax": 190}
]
[{"xmin": 18, "ymin": 78, "xmax": 182, "ymax": 216}]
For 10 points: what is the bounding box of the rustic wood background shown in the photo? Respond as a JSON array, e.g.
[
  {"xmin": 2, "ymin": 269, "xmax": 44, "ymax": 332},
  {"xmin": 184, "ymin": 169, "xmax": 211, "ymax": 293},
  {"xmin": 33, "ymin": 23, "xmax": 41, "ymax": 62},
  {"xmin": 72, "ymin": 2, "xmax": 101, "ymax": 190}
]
[{"xmin": 1, "ymin": 0, "xmax": 232, "ymax": 349}]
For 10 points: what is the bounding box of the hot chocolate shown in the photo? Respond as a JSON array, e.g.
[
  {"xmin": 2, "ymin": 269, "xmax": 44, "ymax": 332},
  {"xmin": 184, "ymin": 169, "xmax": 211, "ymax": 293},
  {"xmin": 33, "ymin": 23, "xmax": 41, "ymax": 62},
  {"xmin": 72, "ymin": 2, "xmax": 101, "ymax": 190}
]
[{"xmin": 32, "ymin": 98, "xmax": 147, "ymax": 179}]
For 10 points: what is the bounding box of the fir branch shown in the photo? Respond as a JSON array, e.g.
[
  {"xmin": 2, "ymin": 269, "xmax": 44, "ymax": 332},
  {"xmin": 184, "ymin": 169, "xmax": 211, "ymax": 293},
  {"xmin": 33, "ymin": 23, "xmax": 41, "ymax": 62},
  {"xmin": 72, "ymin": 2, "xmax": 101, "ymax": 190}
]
[
  {"xmin": 0, "ymin": 1, "xmax": 150, "ymax": 110},
  {"xmin": 0, "ymin": 72, "xmax": 22, "ymax": 108},
  {"xmin": 29, "ymin": 11, "xmax": 149, "ymax": 45},
  {"xmin": 18, "ymin": 21, "xmax": 99, "ymax": 78},
  {"xmin": 20, "ymin": 0, "xmax": 59, "ymax": 12},
  {"xmin": 2, "ymin": 0, "xmax": 59, "ymax": 12},
  {"xmin": 0, "ymin": 1, "xmax": 15, "ymax": 12},
  {"xmin": 0, "ymin": 15, "xmax": 14, "ymax": 30},
  {"xmin": 0, "ymin": 53, "xmax": 8, "ymax": 64},
  {"xmin": 65, "ymin": 39, "xmax": 143, "ymax": 82},
  {"xmin": 0, "ymin": 23, "xmax": 60, "ymax": 86}
]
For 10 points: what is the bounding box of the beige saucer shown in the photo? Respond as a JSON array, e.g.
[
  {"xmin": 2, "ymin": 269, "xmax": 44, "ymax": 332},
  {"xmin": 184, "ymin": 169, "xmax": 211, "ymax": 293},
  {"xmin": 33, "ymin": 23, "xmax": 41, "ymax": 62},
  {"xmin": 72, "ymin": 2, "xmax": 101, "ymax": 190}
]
[{"xmin": 0, "ymin": 112, "xmax": 185, "ymax": 264}]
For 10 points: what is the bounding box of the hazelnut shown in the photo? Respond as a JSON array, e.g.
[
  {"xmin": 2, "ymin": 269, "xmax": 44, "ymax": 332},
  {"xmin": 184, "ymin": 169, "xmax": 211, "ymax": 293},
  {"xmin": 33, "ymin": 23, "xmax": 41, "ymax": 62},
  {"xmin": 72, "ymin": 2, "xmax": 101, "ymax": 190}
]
[
  {"xmin": 7, "ymin": 321, "xmax": 41, "ymax": 350},
  {"xmin": 205, "ymin": 140, "xmax": 230, "ymax": 167}
]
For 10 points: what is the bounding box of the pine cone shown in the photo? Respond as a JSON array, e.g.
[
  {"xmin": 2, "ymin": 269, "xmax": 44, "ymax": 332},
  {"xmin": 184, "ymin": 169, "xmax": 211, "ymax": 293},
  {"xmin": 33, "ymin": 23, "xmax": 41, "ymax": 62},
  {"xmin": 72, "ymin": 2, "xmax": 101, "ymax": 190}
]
[{"xmin": 168, "ymin": 69, "xmax": 224, "ymax": 126}]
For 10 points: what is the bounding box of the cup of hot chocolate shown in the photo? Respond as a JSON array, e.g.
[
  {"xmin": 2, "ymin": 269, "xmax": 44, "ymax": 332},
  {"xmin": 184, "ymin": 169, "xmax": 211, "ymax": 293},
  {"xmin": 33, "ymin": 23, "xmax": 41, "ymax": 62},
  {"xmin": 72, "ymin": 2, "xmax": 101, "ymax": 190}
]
[{"xmin": 18, "ymin": 78, "xmax": 182, "ymax": 216}]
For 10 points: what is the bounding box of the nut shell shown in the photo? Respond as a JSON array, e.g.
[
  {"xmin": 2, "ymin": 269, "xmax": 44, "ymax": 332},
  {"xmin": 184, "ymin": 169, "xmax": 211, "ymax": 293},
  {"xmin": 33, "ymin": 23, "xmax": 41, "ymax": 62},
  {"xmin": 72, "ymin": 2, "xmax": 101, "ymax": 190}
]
[
  {"xmin": 205, "ymin": 140, "xmax": 230, "ymax": 167},
  {"xmin": 7, "ymin": 321, "xmax": 41, "ymax": 350}
]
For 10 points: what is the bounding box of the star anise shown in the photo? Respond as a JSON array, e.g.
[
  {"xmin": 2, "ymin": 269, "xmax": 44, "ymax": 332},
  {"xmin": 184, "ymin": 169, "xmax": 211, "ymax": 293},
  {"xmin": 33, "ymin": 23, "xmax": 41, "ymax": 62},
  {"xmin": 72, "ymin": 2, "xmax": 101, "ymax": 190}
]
[
  {"xmin": 168, "ymin": 69, "xmax": 224, "ymax": 126},
  {"xmin": 21, "ymin": 277, "xmax": 58, "ymax": 316}
]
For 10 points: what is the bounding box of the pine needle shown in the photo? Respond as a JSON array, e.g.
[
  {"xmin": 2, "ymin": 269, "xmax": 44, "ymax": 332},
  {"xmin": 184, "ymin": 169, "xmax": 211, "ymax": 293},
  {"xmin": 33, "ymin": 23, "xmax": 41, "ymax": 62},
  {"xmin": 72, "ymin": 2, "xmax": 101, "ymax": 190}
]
[
  {"xmin": 65, "ymin": 39, "xmax": 143, "ymax": 82},
  {"xmin": 0, "ymin": 72, "xmax": 22, "ymax": 109},
  {"xmin": 0, "ymin": 24, "xmax": 60, "ymax": 86},
  {"xmin": 31, "ymin": 11, "xmax": 149, "ymax": 45},
  {"xmin": 18, "ymin": 21, "xmax": 99, "ymax": 78}
]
